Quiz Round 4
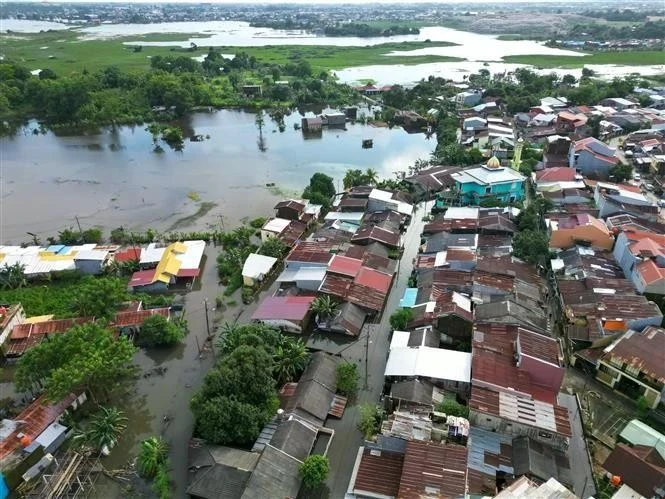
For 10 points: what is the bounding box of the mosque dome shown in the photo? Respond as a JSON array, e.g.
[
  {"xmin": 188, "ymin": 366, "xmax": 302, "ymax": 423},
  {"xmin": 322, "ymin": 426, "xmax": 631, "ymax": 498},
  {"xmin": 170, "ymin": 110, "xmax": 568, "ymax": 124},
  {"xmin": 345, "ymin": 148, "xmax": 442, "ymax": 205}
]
[{"xmin": 486, "ymin": 156, "xmax": 501, "ymax": 169}]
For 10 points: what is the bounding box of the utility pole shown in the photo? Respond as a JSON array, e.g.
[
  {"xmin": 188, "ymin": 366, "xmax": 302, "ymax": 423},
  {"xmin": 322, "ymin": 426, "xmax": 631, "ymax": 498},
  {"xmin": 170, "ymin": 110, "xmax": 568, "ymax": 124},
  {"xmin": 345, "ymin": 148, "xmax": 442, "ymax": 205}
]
[
  {"xmin": 364, "ymin": 328, "xmax": 370, "ymax": 390},
  {"xmin": 203, "ymin": 298, "xmax": 210, "ymax": 337},
  {"xmin": 74, "ymin": 215, "xmax": 83, "ymax": 240}
]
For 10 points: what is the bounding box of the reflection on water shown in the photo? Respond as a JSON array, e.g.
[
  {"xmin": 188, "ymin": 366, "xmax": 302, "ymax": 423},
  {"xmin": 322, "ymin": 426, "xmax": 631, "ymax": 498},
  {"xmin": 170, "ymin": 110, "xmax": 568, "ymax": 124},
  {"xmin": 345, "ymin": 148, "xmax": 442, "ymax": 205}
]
[{"xmin": 0, "ymin": 108, "xmax": 432, "ymax": 243}]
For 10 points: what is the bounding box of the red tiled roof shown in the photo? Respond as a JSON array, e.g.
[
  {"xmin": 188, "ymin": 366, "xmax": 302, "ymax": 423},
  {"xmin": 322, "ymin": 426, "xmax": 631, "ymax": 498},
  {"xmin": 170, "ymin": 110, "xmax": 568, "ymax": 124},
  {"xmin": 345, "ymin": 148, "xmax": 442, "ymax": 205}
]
[
  {"xmin": 114, "ymin": 247, "xmax": 141, "ymax": 263},
  {"xmin": 0, "ymin": 393, "xmax": 77, "ymax": 461},
  {"xmin": 111, "ymin": 308, "xmax": 170, "ymax": 328},
  {"xmin": 352, "ymin": 448, "xmax": 404, "ymax": 498},
  {"xmin": 536, "ymin": 167, "xmax": 577, "ymax": 182},
  {"xmin": 355, "ymin": 267, "xmax": 392, "ymax": 294},
  {"xmin": 251, "ymin": 296, "xmax": 315, "ymax": 322},
  {"xmin": 328, "ymin": 255, "xmax": 362, "ymax": 277},
  {"xmin": 398, "ymin": 441, "xmax": 468, "ymax": 499}
]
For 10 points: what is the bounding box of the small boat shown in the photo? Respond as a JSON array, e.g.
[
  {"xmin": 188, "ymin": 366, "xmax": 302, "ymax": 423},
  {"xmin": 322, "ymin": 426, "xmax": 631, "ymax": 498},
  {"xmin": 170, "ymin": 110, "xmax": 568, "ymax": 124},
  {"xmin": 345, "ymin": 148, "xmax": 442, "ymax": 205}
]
[{"xmin": 362, "ymin": 139, "xmax": 373, "ymax": 149}]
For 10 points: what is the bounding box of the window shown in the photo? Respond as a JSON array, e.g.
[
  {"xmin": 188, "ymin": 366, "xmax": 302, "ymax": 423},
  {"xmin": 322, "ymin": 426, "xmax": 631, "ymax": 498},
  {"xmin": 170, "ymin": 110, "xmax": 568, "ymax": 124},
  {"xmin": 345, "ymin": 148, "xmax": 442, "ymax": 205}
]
[
  {"xmin": 485, "ymin": 186, "xmax": 492, "ymax": 194},
  {"xmin": 538, "ymin": 431, "xmax": 552, "ymax": 439}
]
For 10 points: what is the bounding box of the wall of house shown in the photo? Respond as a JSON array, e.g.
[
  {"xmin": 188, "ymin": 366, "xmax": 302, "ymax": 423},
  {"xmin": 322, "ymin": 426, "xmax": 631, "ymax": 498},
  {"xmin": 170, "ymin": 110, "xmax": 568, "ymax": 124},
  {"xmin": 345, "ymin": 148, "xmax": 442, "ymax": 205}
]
[
  {"xmin": 0, "ymin": 305, "xmax": 26, "ymax": 349},
  {"xmin": 260, "ymin": 229, "xmax": 279, "ymax": 242},
  {"xmin": 575, "ymin": 150, "xmax": 613, "ymax": 179},
  {"xmin": 596, "ymin": 360, "xmax": 663, "ymax": 409},
  {"xmin": 458, "ymin": 180, "xmax": 525, "ymax": 205},
  {"xmin": 74, "ymin": 259, "xmax": 104, "ymax": 275},
  {"xmin": 295, "ymin": 278, "xmax": 323, "ymax": 291},
  {"xmin": 469, "ymin": 410, "xmax": 569, "ymax": 450}
]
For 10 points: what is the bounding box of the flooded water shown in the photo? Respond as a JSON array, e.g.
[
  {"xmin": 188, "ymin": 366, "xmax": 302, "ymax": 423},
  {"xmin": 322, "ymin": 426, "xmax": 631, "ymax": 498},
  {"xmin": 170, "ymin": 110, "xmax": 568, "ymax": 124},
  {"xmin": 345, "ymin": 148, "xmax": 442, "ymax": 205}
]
[
  {"xmin": 0, "ymin": 19, "xmax": 70, "ymax": 32},
  {"xmin": 0, "ymin": 108, "xmax": 432, "ymax": 243}
]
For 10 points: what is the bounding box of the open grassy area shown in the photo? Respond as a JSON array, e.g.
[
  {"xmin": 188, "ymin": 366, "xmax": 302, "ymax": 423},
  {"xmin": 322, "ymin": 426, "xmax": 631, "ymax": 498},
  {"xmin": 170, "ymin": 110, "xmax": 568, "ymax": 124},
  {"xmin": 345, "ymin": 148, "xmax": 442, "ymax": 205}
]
[
  {"xmin": 503, "ymin": 50, "xmax": 665, "ymax": 68},
  {"xmin": 0, "ymin": 29, "xmax": 462, "ymax": 74}
]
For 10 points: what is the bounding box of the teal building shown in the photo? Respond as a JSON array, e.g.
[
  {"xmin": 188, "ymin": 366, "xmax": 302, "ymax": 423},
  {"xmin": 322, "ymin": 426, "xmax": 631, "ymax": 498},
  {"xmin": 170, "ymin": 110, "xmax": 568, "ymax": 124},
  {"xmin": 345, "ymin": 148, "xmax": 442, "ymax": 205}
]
[{"xmin": 451, "ymin": 157, "xmax": 526, "ymax": 205}]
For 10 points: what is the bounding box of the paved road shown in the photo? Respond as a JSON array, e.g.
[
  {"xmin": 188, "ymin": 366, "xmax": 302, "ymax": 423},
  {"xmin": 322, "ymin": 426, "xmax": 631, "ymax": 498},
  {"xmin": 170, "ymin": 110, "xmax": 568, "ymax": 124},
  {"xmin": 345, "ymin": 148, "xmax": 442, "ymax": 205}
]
[{"xmin": 324, "ymin": 201, "xmax": 431, "ymax": 499}]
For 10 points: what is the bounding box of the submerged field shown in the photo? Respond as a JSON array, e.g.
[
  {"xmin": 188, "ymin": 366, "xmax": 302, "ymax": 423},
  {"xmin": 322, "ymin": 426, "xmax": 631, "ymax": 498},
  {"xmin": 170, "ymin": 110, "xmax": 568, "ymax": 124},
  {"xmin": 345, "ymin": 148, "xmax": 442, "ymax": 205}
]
[
  {"xmin": 503, "ymin": 50, "xmax": 665, "ymax": 68},
  {"xmin": 0, "ymin": 29, "xmax": 462, "ymax": 74}
]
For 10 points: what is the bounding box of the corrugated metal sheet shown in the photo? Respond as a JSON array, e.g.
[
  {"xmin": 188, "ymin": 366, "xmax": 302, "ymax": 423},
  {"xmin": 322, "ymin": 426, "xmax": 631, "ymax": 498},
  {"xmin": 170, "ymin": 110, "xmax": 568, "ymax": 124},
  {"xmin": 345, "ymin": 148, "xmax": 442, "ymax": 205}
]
[
  {"xmin": 352, "ymin": 448, "xmax": 404, "ymax": 498},
  {"xmin": 328, "ymin": 394, "xmax": 347, "ymax": 418},
  {"xmin": 398, "ymin": 441, "xmax": 468, "ymax": 499},
  {"xmin": 251, "ymin": 296, "xmax": 314, "ymax": 321}
]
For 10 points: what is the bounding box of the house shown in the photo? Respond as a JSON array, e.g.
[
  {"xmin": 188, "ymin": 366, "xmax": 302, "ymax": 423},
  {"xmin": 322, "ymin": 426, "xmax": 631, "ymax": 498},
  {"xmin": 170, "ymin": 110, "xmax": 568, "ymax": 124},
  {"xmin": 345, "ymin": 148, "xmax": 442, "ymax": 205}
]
[
  {"xmin": 251, "ymin": 296, "xmax": 315, "ymax": 334},
  {"xmin": 569, "ymin": 137, "xmax": 619, "ymax": 179},
  {"xmin": 261, "ymin": 218, "xmax": 291, "ymax": 242},
  {"xmin": 241, "ymin": 84, "xmax": 262, "ymax": 97},
  {"xmin": 451, "ymin": 157, "xmax": 525, "ymax": 205},
  {"xmin": 593, "ymin": 181, "xmax": 659, "ymax": 220},
  {"xmin": 242, "ymin": 253, "xmax": 278, "ymax": 287},
  {"xmin": 0, "ymin": 244, "xmax": 95, "ymax": 277},
  {"xmin": 4, "ymin": 317, "xmax": 93, "ymax": 357},
  {"xmin": 301, "ymin": 116, "xmax": 322, "ymax": 132},
  {"xmin": 601, "ymin": 97, "xmax": 638, "ymax": 111},
  {"xmin": 367, "ymin": 189, "xmax": 414, "ymax": 217},
  {"xmin": 596, "ymin": 327, "xmax": 665, "ymax": 409},
  {"xmin": 314, "ymin": 301, "xmax": 368, "ymax": 337},
  {"xmin": 347, "ymin": 443, "xmax": 405, "ymax": 499},
  {"xmin": 541, "ymin": 96, "xmax": 568, "ymax": 109},
  {"xmin": 494, "ymin": 476, "xmax": 577, "ymax": 498},
  {"xmin": 129, "ymin": 241, "xmax": 204, "ymax": 292},
  {"xmin": 547, "ymin": 214, "xmax": 614, "ymax": 251},
  {"xmin": 619, "ymin": 419, "xmax": 665, "ymax": 457},
  {"xmin": 73, "ymin": 248, "xmax": 110, "ymax": 275},
  {"xmin": 385, "ymin": 330, "xmax": 472, "ymax": 395},
  {"xmin": 322, "ymin": 112, "xmax": 346, "ymax": 126},
  {"xmin": 603, "ymin": 443, "xmax": 665, "ymax": 499},
  {"xmin": 511, "ymin": 436, "xmax": 573, "ymax": 490},
  {"xmin": 113, "ymin": 247, "xmax": 141, "ymax": 263},
  {"xmin": 351, "ymin": 225, "xmax": 401, "ymax": 250},
  {"xmin": 556, "ymin": 111, "xmax": 588, "ymax": 138},
  {"xmin": 456, "ymin": 90, "xmax": 482, "ymax": 107},
  {"xmin": 0, "ymin": 304, "xmax": 25, "ymax": 350},
  {"xmin": 463, "ymin": 116, "xmax": 487, "ymax": 130},
  {"xmin": 613, "ymin": 230, "xmax": 665, "ymax": 294},
  {"xmin": 273, "ymin": 200, "xmax": 305, "ymax": 221},
  {"xmin": 405, "ymin": 165, "xmax": 462, "ymax": 201}
]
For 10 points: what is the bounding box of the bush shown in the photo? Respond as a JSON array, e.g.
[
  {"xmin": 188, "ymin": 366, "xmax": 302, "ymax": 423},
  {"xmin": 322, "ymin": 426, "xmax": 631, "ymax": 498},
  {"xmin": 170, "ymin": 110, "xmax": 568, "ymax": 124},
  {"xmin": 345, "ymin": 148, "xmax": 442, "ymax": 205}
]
[
  {"xmin": 249, "ymin": 217, "xmax": 266, "ymax": 229},
  {"xmin": 336, "ymin": 363, "xmax": 359, "ymax": 396},
  {"xmin": 300, "ymin": 455, "xmax": 329, "ymax": 489},
  {"xmin": 435, "ymin": 398, "xmax": 469, "ymax": 418},
  {"xmin": 358, "ymin": 404, "xmax": 383, "ymax": 440},
  {"xmin": 139, "ymin": 315, "xmax": 185, "ymax": 347},
  {"xmin": 389, "ymin": 308, "xmax": 413, "ymax": 330}
]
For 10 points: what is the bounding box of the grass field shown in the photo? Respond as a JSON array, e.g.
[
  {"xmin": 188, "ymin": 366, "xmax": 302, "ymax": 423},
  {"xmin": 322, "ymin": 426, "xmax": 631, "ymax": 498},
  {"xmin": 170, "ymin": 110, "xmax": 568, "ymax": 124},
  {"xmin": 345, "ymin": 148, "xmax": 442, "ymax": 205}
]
[
  {"xmin": 503, "ymin": 50, "xmax": 665, "ymax": 68},
  {"xmin": 0, "ymin": 30, "xmax": 462, "ymax": 74}
]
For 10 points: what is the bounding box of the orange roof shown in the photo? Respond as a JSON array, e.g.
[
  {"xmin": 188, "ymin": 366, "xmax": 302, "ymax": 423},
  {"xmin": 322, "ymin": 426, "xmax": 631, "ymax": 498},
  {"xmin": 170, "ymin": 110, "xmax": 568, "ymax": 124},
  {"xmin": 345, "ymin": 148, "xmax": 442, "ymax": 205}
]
[{"xmin": 637, "ymin": 260, "xmax": 665, "ymax": 285}]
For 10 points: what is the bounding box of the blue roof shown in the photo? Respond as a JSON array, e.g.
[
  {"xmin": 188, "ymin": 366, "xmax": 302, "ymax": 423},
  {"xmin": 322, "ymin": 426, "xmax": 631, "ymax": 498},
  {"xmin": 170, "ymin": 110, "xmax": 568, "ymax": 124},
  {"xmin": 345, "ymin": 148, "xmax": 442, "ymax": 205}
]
[
  {"xmin": 399, "ymin": 288, "xmax": 418, "ymax": 308},
  {"xmin": 467, "ymin": 427, "xmax": 514, "ymax": 476},
  {"xmin": 46, "ymin": 245, "xmax": 66, "ymax": 254}
]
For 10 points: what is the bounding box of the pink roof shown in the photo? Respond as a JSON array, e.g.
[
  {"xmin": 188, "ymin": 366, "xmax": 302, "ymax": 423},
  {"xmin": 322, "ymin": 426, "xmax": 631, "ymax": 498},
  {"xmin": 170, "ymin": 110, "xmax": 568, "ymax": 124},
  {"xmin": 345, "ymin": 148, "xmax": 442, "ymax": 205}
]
[
  {"xmin": 354, "ymin": 267, "xmax": 392, "ymax": 293},
  {"xmin": 129, "ymin": 269, "xmax": 157, "ymax": 287},
  {"xmin": 251, "ymin": 296, "xmax": 315, "ymax": 321},
  {"xmin": 637, "ymin": 260, "xmax": 665, "ymax": 285},
  {"xmin": 536, "ymin": 167, "xmax": 576, "ymax": 182},
  {"xmin": 328, "ymin": 255, "xmax": 362, "ymax": 277},
  {"xmin": 177, "ymin": 268, "xmax": 200, "ymax": 278}
]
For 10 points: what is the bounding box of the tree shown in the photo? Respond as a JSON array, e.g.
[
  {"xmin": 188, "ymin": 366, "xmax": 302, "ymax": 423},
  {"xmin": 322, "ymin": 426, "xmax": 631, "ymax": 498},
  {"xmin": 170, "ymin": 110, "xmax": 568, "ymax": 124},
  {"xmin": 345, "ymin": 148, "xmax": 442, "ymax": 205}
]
[
  {"xmin": 216, "ymin": 323, "xmax": 281, "ymax": 356},
  {"xmin": 382, "ymin": 85, "xmax": 408, "ymax": 109},
  {"xmin": 259, "ymin": 237, "xmax": 287, "ymax": 259},
  {"xmin": 71, "ymin": 277, "xmax": 128, "ymax": 320},
  {"xmin": 343, "ymin": 169, "xmax": 367, "ymax": 189},
  {"xmin": 191, "ymin": 396, "xmax": 273, "ymax": 445},
  {"xmin": 273, "ymin": 337, "xmax": 309, "ymax": 385},
  {"xmin": 15, "ymin": 322, "xmax": 137, "ymax": 402},
  {"xmin": 365, "ymin": 168, "xmax": 378, "ymax": 185},
  {"xmin": 310, "ymin": 295, "xmax": 339, "ymax": 319},
  {"xmin": 610, "ymin": 163, "xmax": 632, "ymax": 183},
  {"xmin": 303, "ymin": 172, "xmax": 335, "ymax": 199},
  {"xmin": 139, "ymin": 314, "xmax": 185, "ymax": 347},
  {"xmin": 137, "ymin": 436, "xmax": 169, "ymax": 478},
  {"xmin": 336, "ymin": 363, "xmax": 359, "ymax": 396},
  {"xmin": 516, "ymin": 205, "xmax": 540, "ymax": 232},
  {"xmin": 39, "ymin": 68, "xmax": 57, "ymax": 80},
  {"xmin": 389, "ymin": 308, "xmax": 413, "ymax": 330},
  {"xmin": 0, "ymin": 263, "xmax": 27, "ymax": 290},
  {"xmin": 79, "ymin": 406, "xmax": 127, "ymax": 453},
  {"xmin": 358, "ymin": 404, "xmax": 383, "ymax": 440},
  {"xmin": 435, "ymin": 398, "xmax": 470, "ymax": 417},
  {"xmin": 300, "ymin": 455, "xmax": 329, "ymax": 489},
  {"xmin": 512, "ymin": 230, "xmax": 550, "ymax": 265}
]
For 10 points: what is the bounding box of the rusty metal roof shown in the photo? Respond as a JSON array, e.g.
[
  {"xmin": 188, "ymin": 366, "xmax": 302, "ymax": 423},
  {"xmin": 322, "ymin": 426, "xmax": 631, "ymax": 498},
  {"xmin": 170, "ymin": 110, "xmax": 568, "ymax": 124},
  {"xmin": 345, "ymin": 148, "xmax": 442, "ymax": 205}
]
[
  {"xmin": 6, "ymin": 317, "xmax": 93, "ymax": 356},
  {"xmin": 287, "ymin": 241, "xmax": 339, "ymax": 264},
  {"xmin": 278, "ymin": 220, "xmax": 307, "ymax": 247},
  {"xmin": 112, "ymin": 307, "xmax": 170, "ymax": 328},
  {"xmin": 604, "ymin": 327, "xmax": 665, "ymax": 383},
  {"xmin": 352, "ymin": 448, "xmax": 405, "ymax": 498},
  {"xmin": 397, "ymin": 441, "xmax": 468, "ymax": 499},
  {"xmin": 351, "ymin": 225, "xmax": 400, "ymax": 248},
  {"xmin": 328, "ymin": 255, "xmax": 363, "ymax": 277},
  {"xmin": 328, "ymin": 394, "xmax": 347, "ymax": 418}
]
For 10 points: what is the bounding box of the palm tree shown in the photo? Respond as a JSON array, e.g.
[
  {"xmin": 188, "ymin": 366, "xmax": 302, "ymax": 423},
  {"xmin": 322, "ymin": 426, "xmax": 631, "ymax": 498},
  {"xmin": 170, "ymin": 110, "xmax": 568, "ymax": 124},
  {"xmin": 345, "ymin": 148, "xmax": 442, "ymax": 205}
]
[
  {"xmin": 0, "ymin": 263, "xmax": 27, "ymax": 290},
  {"xmin": 310, "ymin": 295, "xmax": 339, "ymax": 320},
  {"xmin": 365, "ymin": 168, "xmax": 378, "ymax": 185},
  {"xmin": 137, "ymin": 436, "xmax": 169, "ymax": 478},
  {"xmin": 216, "ymin": 322, "xmax": 242, "ymax": 352},
  {"xmin": 81, "ymin": 406, "xmax": 128, "ymax": 454},
  {"xmin": 274, "ymin": 337, "xmax": 309, "ymax": 385}
]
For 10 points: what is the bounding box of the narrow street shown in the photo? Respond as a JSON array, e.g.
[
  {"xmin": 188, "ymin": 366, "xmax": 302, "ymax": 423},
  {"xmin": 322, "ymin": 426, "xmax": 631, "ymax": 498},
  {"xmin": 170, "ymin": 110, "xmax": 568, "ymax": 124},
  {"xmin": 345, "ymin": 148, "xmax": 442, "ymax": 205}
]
[{"xmin": 325, "ymin": 201, "xmax": 432, "ymax": 499}]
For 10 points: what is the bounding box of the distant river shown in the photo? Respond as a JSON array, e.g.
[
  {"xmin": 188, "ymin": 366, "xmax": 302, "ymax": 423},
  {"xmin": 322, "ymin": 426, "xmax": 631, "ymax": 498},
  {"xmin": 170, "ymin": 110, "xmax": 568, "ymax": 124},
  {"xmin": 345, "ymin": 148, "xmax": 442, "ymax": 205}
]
[{"xmin": 0, "ymin": 108, "xmax": 433, "ymax": 243}]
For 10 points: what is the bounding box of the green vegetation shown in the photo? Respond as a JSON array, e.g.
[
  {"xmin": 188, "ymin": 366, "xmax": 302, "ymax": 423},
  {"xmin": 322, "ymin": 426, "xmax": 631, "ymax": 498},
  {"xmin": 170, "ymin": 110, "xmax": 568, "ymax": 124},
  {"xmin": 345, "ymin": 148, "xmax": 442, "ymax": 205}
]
[
  {"xmin": 0, "ymin": 263, "xmax": 27, "ymax": 290},
  {"xmin": 15, "ymin": 322, "xmax": 137, "ymax": 402},
  {"xmin": 336, "ymin": 363, "xmax": 359, "ymax": 397},
  {"xmin": 249, "ymin": 217, "xmax": 267, "ymax": 229},
  {"xmin": 389, "ymin": 308, "xmax": 414, "ymax": 331},
  {"xmin": 139, "ymin": 314, "xmax": 186, "ymax": 347},
  {"xmin": 75, "ymin": 406, "xmax": 128, "ymax": 452},
  {"xmin": 323, "ymin": 23, "xmax": 420, "ymax": 37},
  {"xmin": 310, "ymin": 295, "xmax": 339, "ymax": 320},
  {"xmin": 216, "ymin": 226, "xmax": 257, "ymax": 295},
  {"xmin": 258, "ymin": 236, "xmax": 288, "ymax": 259},
  {"xmin": 435, "ymin": 398, "xmax": 470, "ymax": 418},
  {"xmin": 503, "ymin": 51, "xmax": 665, "ymax": 68},
  {"xmin": 138, "ymin": 436, "xmax": 170, "ymax": 478},
  {"xmin": 513, "ymin": 231, "xmax": 550, "ymax": 265},
  {"xmin": 358, "ymin": 403, "xmax": 384, "ymax": 440},
  {"xmin": 70, "ymin": 276, "xmax": 128, "ymax": 320},
  {"xmin": 302, "ymin": 172, "xmax": 336, "ymax": 210},
  {"xmin": 300, "ymin": 455, "xmax": 330, "ymax": 489},
  {"xmin": 610, "ymin": 163, "xmax": 633, "ymax": 183},
  {"xmin": 343, "ymin": 168, "xmax": 379, "ymax": 189},
  {"xmin": 193, "ymin": 324, "xmax": 308, "ymax": 445}
]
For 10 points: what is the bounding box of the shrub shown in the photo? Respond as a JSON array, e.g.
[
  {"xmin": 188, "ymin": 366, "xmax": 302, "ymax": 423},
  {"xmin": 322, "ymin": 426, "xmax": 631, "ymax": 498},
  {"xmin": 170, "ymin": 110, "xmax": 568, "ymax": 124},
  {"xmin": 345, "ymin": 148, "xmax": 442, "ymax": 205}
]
[
  {"xmin": 249, "ymin": 217, "xmax": 267, "ymax": 229},
  {"xmin": 300, "ymin": 455, "xmax": 329, "ymax": 489},
  {"xmin": 336, "ymin": 363, "xmax": 359, "ymax": 396},
  {"xmin": 435, "ymin": 398, "xmax": 469, "ymax": 418},
  {"xmin": 358, "ymin": 404, "xmax": 383, "ymax": 440},
  {"xmin": 140, "ymin": 315, "xmax": 185, "ymax": 347},
  {"xmin": 389, "ymin": 308, "xmax": 413, "ymax": 330}
]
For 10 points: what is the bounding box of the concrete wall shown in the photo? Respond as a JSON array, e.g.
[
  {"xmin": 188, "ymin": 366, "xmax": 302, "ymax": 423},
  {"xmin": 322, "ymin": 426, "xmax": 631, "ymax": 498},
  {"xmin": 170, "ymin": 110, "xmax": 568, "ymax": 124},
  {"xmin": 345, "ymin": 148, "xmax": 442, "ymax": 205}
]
[
  {"xmin": 574, "ymin": 150, "xmax": 613, "ymax": 179},
  {"xmin": 0, "ymin": 305, "xmax": 26, "ymax": 349}
]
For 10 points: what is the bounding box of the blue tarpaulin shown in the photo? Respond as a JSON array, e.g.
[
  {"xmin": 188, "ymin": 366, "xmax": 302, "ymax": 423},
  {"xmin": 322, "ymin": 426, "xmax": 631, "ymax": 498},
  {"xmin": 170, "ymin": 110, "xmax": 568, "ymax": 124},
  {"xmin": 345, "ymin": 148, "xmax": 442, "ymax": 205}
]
[
  {"xmin": 0, "ymin": 473, "xmax": 8, "ymax": 499},
  {"xmin": 399, "ymin": 288, "xmax": 418, "ymax": 308}
]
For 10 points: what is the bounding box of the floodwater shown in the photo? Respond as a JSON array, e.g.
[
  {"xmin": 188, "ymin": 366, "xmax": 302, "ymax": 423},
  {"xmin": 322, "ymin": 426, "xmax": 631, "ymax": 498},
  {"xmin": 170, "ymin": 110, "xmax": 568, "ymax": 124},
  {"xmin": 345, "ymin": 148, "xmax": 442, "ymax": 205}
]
[
  {"xmin": 0, "ymin": 108, "xmax": 433, "ymax": 244},
  {"xmin": 0, "ymin": 19, "xmax": 70, "ymax": 33},
  {"xmin": 334, "ymin": 60, "xmax": 665, "ymax": 86}
]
